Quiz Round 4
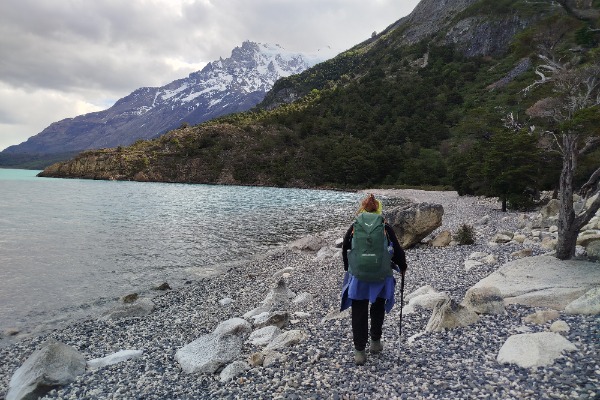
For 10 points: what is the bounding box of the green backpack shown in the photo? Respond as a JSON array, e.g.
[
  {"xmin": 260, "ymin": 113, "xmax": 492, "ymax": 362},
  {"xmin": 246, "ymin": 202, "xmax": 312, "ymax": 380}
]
[{"xmin": 348, "ymin": 212, "xmax": 392, "ymax": 282}]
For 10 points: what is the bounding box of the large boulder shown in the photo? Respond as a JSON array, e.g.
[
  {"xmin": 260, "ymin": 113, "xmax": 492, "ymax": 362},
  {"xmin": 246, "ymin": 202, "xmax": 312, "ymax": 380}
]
[
  {"xmin": 6, "ymin": 340, "xmax": 86, "ymax": 400},
  {"xmin": 497, "ymin": 332, "xmax": 577, "ymax": 368},
  {"xmin": 473, "ymin": 255, "xmax": 600, "ymax": 310},
  {"xmin": 384, "ymin": 202, "xmax": 444, "ymax": 248}
]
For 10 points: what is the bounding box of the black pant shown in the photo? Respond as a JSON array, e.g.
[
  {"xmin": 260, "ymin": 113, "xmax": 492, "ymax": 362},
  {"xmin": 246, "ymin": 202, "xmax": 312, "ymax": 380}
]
[{"xmin": 351, "ymin": 297, "xmax": 386, "ymax": 351}]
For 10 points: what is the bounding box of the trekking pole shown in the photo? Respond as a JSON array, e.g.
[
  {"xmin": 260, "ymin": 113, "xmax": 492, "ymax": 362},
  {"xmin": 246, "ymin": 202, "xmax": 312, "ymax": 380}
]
[
  {"xmin": 396, "ymin": 268, "xmax": 406, "ymax": 366},
  {"xmin": 399, "ymin": 270, "xmax": 405, "ymax": 338}
]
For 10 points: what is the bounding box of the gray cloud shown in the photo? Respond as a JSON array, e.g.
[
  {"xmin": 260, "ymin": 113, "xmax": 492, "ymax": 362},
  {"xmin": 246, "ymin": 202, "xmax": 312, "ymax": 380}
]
[{"xmin": 0, "ymin": 0, "xmax": 420, "ymax": 151}]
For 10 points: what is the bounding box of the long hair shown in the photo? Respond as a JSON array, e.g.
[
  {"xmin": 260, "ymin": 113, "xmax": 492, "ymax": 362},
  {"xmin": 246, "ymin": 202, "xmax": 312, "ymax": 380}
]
[{"xmin": 357, "ymin": 194, "xmax": 381, "ymax": 214}]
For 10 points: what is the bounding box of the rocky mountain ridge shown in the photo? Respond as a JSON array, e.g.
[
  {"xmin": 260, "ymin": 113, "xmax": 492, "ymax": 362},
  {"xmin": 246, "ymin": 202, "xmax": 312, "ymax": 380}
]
[{"xmin": 3, "ymin": 41, "xmax": 323, "ymax": 156}]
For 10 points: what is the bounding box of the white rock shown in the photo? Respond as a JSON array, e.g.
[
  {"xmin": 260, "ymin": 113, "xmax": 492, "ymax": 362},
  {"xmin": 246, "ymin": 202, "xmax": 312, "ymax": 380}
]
[
  {"xmin": 292, "ymin": 311, "xmax": 311, "ymax": 318},
  {"xmin": 273, "ymin": 267, "xmax": 294, "ymax": 279},
  {"xmin": 482, "ymin": 254, "xmax": 498, "ymax": 264},
  {"xmin": 6, "ymin": 340, "xmax": 86, "ymax": 400},
  {"xmin": 464, "ymin": 260, "xmax": 483, "ymax": 271},
  {"xmin": 292, "ymin": 292, "xmax": 314, "ymax": 305},
  {"xmin": 468, "ymin": 252, "xmax": 488, "ymax": 260},
  {"xmin": 247, "ymin": 326, "xmax": 282, "ymax": 346},
  {"xmin": 550, "ymin": 320, "xmax": 570, "ymax": 334},
  {"xmin": 219, "ymin": 361, "xmax": 249, "ymax": 382},
  {"xmin": 564, "ymin": 287, "xmax": 600, "ymax": 315},
  {"xmin": 406, "ymin": 285, "xmax": 437, "ymax": 301},
  {"xmin": 497, "ymin": 332, "xmax": 577, "ymax": 368},
  {"xmin": 219, "ymin": 297, "xmax": 234, "ymax": 306},
  {"xmin": 213, "ymin": 318, "xmax": 252, "ymax": 336},
  {"xmin": 265, "ymin": 330, "xmax": 307, "ymax": 350},
  {"xmin": 176, "ymin": 334, "xmax": 243, "ymax": 374},
  {"xmin": 403, "ymin": 291, "xmax": 450, "ymax": 314},
  {"xmin": 87, "ymin": 350, "xmax": 143, "ymax": 370}
]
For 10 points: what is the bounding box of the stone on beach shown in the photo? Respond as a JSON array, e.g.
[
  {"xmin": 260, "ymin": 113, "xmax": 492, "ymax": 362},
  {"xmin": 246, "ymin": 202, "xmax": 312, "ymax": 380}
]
[
  {"xmin": 247, "ymin": 326, "xmax": 282, "ymax": 346},
  {"xmin": 6, "ymin": 340, "xmax": 86, "ymax": 400},
  {"xmin": 87, "ymin": 350, "xmax": 143, "ymax": 370},
  {"xmin": 425, "ymin": 298, "xmax": 479, "ymax": 332},
  {"xmin": 497, "ymin": 332, "xmax": 577, "ymax": 368},
  {"xmin": 403, "ymin": 285, "xmax": 450, "ymax": 314},
  {"xmin": 383, "ymin": 202, "xmax": 444, "ymax": 248},
  {"xmin": 564, "ymin": 286, "xmax": 600, "ymax": 315},
  {"xmin": 461, "ymin": 286, "xmax": 505, "ymax": 315},
  {"xmin": 175, "ymin": 318, "xmax": 251, "ymax": 374},
  {"xmin": 473, "ymin": 255, "xmax": 600, "ymax": 310},
  {"xmin": 219, "ymin": 361, "xmax": 250, "ymax": 382}
]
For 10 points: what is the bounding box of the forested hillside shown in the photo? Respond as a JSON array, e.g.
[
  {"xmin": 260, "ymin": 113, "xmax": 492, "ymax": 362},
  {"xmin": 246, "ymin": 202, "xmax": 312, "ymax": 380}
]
[{"xmin": 40, "ymin": 0, "xmax": 600, "ymax": 209}]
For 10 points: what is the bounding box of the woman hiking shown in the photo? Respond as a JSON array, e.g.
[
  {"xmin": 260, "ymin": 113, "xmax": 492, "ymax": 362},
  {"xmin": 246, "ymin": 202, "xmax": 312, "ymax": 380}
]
[{"xmin": 340, "ymin": 194, "xmax": 407, "ymax": 365}]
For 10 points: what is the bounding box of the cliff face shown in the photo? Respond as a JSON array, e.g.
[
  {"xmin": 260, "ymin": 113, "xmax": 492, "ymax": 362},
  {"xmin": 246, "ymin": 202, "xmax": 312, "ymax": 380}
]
[{"xmin": 390, "ymin": 0, "xmax": 552, "ymax": 57}]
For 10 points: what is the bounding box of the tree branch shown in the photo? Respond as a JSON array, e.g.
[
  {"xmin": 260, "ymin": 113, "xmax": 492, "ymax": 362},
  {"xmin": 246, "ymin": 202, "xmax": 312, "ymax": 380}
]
[
  {"xmin": 578, "ymin": 137, "xmax": 600, "ymax": 157},
  {"xmin": 580, "ymin": 166, "xmax": 600, "ymax": 198}
]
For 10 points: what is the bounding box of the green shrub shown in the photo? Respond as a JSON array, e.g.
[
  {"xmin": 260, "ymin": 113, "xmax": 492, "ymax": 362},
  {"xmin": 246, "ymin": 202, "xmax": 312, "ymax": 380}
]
[{"xmin": 454, "ymin": 224, "xmax": 476, "ymax": 245}]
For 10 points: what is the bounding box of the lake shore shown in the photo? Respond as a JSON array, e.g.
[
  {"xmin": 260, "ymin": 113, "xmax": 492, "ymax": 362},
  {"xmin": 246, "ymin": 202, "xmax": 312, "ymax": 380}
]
[{"xmin": 1, "ymin": 190, "xmax": 598, "ymax": 399}]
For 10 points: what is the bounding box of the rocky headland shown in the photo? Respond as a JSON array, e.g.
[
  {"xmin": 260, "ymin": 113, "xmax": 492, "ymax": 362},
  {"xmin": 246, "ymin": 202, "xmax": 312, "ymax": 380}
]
[{"xmin": 1, "ymin": 189, "xmax": 599, "ymax": 399}]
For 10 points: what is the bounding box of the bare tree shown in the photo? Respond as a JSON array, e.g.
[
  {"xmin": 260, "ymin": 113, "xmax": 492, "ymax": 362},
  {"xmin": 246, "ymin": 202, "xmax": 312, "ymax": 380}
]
[{"xmin": 525, "ymin": 54, "xmax": 600, "ymax": 259}]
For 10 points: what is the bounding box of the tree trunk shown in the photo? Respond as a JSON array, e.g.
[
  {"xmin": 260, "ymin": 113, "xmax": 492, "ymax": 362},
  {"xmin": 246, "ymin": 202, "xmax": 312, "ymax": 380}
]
[
  {"xmin": 501, "ymin": 197, "xmax": 507, "ymax": 212},
  {"xmin": 556, "ymin": 135, "xmax": 578, "ymax": 260}
]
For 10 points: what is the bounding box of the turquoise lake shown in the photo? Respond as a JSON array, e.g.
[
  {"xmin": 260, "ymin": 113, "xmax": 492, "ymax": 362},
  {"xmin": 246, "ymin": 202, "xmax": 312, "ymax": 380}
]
[{"xmin": 0, "ymin": 169, "xmax": 360, "ymax": 337}]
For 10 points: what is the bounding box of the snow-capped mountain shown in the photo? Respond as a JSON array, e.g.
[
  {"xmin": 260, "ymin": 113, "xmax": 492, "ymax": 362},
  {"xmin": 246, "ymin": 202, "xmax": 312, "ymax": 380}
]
[{"xmin": 3, "ymin": 41, "xmax": 327, "ymax": 155}]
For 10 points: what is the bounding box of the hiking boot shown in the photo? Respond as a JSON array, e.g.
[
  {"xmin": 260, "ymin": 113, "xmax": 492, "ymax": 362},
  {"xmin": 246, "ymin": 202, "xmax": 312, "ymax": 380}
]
[
  {"xmin": 354, "ymin": 349, "xmax": 366, "ymax": 365},
  {"xmin": 370, "ymin": 340, "xmax": 383, "ymax": 353}
]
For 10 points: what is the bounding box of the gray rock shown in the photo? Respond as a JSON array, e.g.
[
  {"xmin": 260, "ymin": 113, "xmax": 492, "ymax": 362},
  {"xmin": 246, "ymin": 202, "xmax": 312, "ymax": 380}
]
[
  {"xmin": 6, "ymin": 340, "xmax": 86, "ymax": 400},
  {"xmin": 464, "ymin": 259, "xmax": 483, "ymax": 271},
  {"xmin": 549, "ymin": 320, "xmax": 570, "ymax": 334},
  {"xmin": 564, "ymin": 287, "xmax": 600, "ymax": 315},
  {"xmin": 431, "ymin": 230, "xmax": 452, "ymax": 247},
  {"xmin": 473, "ymin": 255, "xmax": 600, "ymax": 310},
  {"xmin": 219, "ymin": 361, "xmax": 249, "ymax": 382},
  {"xmin": 540, "ymin": 199, "xmax": 560, "ymax": 219},
  {"xmin": 497, "ymin": 332, "xmax": 577, "ymax": 368},
  {"xmin": 292, "ymin": 292, "xmax": 313, "ymax": 305},
  {"xmin": 263, "ymin": 350, "xmax": 287, "ymax": 367},
  {"xmin": 462, "ymin": 286, "xmax": 505, "ymax": 315},
  {"xmin": 247, "ymin": 326, "xmax": 282, "ymax": 346},
  {"xmin": 510, "ymin": 248, "xmax": 533, "ymax": 259},
  {"xmin": 176, "ymin": 334, "xmax": 243, "ymax": 374},
  {"xmin": 265, "ymin": 330, "xmax": 307, "ymax": 350},
  {"xmin": 425, "ymin": 298, "xmax": 479, "ymax": 332},
  {"xmin": 320, "ymin": 309, "xmax": 350, "ymax": 323},
  {"xmin": 261, "ymin": 277, "xmax": 296, "ymax": 309},
  {"xmin": 213, "ymin": 318, "xmax": 252, "ymax": 336},
  {"xmin": 584, "ymin": 239, "xmax": 600, "ymax": 260},
  {"xmin": 523, "ymin": 310, "xmax": 560, "ymax": 324},
  {"xmin": 175, "ymin": 318, "xmax": 250, "ymax": 374},
  {"xmin": 87, "ymin": 350, "xmax": 143, "ymax": 370},
  {"xmin": 491, "ymin": 232, "xmax": 513, "ymax": 244},
  {"xmin": 403, "ymin": 287, "xmax": 450, "ymax": 314},
  {"xmin": 252, "ymin": 311, "xmax": 289, "ymax": 329},
  {"xmin": 383, "ymin": 202, "xmax": 444, "ymax": 248}
]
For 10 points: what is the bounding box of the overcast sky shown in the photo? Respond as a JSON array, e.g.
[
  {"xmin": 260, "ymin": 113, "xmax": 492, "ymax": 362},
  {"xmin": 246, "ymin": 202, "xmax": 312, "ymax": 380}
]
[{"xmin": 0, "ymin": 0, "xmax": 420, "ymax": 151}]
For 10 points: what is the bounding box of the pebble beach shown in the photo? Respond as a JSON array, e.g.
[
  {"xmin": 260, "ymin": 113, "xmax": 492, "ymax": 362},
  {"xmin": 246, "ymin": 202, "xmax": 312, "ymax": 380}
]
[{"xmin": 1, "ymin": 189, "xmax": 598, "ymax": 399}]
